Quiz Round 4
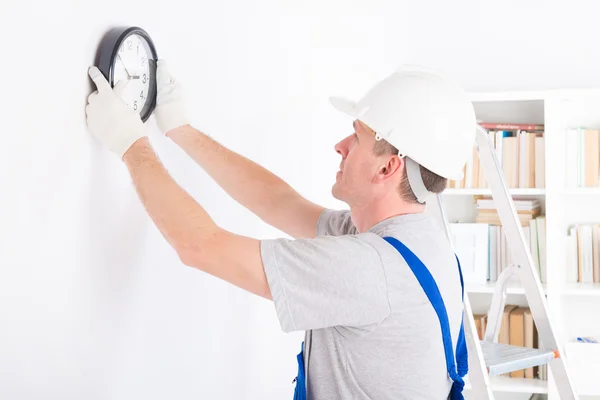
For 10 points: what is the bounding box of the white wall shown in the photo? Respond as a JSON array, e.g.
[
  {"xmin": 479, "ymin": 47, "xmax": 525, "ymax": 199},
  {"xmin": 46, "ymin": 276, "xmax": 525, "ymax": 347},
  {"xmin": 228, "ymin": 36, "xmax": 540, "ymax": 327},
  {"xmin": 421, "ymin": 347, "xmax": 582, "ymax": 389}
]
[{"xmin": 1, "ymin": 0, "xmax": 599, "ymax": 399}]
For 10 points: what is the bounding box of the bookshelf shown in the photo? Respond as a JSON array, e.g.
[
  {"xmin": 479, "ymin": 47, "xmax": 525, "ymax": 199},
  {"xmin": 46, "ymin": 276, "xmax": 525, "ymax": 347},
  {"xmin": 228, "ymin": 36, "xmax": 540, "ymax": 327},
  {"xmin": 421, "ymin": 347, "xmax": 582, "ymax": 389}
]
[
  {"xmin": 465, "ymin": 376, "xmax": 549, "ymax": 394},
  {"xmin": 430, "ymin": 88, "xmax": 600, "ymax": 399},
  {"xmin": 562, "ymin": 187, "xmax": 600, "ymax": 195},
  {"xmin": 444, "ymin": 188, "xmax": 546, "ymax": 196},
  {"xmin": 562, "ymin": 283, "xmax": 600, "ymax": 297},
  {"xmin": 467, "ymin": 282, "xmax": 548, "ymax": 295}
]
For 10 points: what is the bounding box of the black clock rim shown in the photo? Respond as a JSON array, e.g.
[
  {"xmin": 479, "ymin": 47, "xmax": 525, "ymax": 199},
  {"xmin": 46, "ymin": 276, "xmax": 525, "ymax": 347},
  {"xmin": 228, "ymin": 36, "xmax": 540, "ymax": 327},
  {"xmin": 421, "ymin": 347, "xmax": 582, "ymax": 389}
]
[{"xmin": 95, "ymin": 26, "xmax": 158, "ymax": 123}]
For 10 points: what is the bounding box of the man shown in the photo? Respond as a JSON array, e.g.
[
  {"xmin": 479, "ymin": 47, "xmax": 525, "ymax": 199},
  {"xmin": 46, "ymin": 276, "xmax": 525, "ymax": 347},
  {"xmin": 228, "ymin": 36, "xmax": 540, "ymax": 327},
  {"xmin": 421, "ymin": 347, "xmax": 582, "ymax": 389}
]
[{"xmin": 85, "ymin": 61, "xmax": 476, "ymax": 399}]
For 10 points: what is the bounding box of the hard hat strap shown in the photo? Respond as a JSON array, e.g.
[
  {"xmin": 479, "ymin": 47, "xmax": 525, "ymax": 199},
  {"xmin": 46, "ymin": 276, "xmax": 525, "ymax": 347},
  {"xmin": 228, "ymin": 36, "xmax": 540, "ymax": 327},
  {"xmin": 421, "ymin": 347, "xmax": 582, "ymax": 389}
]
[{"xmin": 406, "ymin": 157, "xmax": 433, "ymax": 204}]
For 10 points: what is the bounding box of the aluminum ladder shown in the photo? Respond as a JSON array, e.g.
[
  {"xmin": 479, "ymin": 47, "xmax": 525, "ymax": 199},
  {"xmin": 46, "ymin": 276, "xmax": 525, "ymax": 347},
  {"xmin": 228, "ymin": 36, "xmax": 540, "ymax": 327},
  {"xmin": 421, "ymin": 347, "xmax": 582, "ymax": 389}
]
[{"xmin": 429, "ymin": 125, "xmax": 579, "ymax": 399}]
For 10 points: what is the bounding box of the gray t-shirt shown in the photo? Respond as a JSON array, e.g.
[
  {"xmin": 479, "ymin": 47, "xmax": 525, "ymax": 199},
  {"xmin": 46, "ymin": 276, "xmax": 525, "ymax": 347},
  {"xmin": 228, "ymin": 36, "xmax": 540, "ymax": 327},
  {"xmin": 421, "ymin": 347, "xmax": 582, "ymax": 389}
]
[{"xmin": 260, "ymin": 209, "xmax": 464, "ymax": 399}]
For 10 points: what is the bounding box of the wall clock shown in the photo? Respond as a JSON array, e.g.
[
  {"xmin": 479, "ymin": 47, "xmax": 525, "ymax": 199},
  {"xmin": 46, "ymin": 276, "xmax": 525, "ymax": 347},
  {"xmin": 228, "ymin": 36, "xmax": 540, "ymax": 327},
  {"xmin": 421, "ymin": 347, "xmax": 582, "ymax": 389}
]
[{"xmin": 96, "ymin": 26, "xmax": 158, "ymax": 122}]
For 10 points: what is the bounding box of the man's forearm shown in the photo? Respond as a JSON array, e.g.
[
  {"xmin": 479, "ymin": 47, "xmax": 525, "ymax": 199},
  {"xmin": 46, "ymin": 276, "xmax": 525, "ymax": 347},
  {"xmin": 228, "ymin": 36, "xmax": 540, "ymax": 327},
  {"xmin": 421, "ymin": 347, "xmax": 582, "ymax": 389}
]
[
  {"xmin": 122, "ymin": 137, "xmax": 219, "ymax": 259},
  {"xmin": 122, "ymin": 137, "xmax": 271, "ymax": 298},
  {"xmin": 167, "ymin": 125, "xmax": 298, "ymax": 224}
]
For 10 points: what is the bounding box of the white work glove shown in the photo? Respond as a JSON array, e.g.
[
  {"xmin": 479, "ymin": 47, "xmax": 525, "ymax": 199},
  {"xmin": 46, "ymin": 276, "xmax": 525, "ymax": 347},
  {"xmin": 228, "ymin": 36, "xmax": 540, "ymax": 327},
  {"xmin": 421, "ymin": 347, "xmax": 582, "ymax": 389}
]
[
  {"xmin": 86, "ymin": 66, "xmax": 147, "ymax": 159},
  {"xmin": 154, "ymin": 60, "xmax": 189, "ymax": 135}
]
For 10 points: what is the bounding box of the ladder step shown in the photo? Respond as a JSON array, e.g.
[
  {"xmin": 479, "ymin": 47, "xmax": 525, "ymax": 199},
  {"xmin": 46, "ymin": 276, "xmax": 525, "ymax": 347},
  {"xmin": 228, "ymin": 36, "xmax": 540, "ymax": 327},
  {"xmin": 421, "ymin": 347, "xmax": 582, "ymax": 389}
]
[{"xmin": 480, "ymin": 341, "xmax": 557, "ymax": 376}]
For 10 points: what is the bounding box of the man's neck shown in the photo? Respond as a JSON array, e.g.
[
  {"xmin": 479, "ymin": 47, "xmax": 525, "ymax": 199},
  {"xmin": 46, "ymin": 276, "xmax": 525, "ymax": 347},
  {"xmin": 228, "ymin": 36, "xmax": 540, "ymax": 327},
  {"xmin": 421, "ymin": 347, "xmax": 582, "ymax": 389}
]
[{"xmin": 350, "ymin": 199, "xmax": 426, "ymax": 233}]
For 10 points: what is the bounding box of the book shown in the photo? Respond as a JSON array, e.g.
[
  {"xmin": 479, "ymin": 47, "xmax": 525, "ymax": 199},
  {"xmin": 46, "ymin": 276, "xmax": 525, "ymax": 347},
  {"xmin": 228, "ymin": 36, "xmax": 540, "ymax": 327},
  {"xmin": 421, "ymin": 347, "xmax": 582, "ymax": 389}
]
[
  {"xmin": 535, "ymin": 135, "xmax": 545, "ymax": 188},
  {"xmin": 499, "ymin": 305, "xmax": 518, "ymax": 345},
  {"xmin": 536, "ymin": 216, "xmax": 547, "ymax": 283},
  {"xmin": 446, "ymin": 127, "xmax": 545, "ymax": 189},
  {"xmin": 453, "ymin": 214, "xmax": 546, "ymax": 283},
  {"xmin": 577, "ymin": 225, "xmax": 594, "ymax": 283},
  {"xmin": 479, "ymin": 122, "xmax": 545, "ymax": 131},
  {"xmin": 519, "ymin": 131, "xmax": 536, "ymax": 188},
  {"xmin": 529, "ymin": 219, "xmax": 540, "ymax": 279},
  {"xmin": 567, "ymin": 223, "xmax": 600, "ymax": 283},
  {"xmin": 566, "ymin": 227, "xmax": 579, "ymax": 283},
  {"xmin": 448, "ymin": 223, "xmax": 489, "ymax": 285},
  {"xmin": 584, "ymin": 129, "xmax": 600, "ymax": 187},
  {"xmin": 475, "ymin": 198, "xmax": 542, "ymax": 228},
  {"xmin": 473, "ymin": 314, "xmax": 488, "ymax": 340},
  {"xmin": 524, "ymin": 308, "xmax": 538, "ymax": 379},
  {"xmin": 565, "ymin": 127, "xmax": 600, "ymax": 187},
  {"xmin": 476, "ymin": 198, "xmax": 541, "ymax": 211}
]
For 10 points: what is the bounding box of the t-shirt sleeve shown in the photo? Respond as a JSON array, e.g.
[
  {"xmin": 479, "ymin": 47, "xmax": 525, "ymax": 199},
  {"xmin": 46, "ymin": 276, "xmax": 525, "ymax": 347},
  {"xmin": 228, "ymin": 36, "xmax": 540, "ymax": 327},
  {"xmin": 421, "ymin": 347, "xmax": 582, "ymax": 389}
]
[
  {"xmin": 260, "ymin": 233, "xmax": 391, "ymax": 333},
  {"xmin": 316, "ymin": 209, "xmax": 358, "ymax": 236}
]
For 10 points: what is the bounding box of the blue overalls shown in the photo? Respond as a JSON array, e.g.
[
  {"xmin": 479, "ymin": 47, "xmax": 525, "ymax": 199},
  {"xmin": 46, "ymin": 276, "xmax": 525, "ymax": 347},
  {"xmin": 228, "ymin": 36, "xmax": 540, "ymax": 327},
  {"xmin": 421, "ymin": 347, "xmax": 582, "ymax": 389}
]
[{"xmin": 292, "ymin": 236, "xmax": 468, "ymax": 400}]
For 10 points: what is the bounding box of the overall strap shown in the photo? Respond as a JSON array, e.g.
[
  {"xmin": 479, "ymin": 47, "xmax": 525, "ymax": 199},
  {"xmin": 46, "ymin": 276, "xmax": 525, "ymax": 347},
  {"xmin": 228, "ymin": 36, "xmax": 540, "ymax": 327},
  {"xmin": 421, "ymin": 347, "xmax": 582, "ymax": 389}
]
[
  {"xmin": 383, "ymin": 236, "xmax": 468, "ymax": 400},
  {"xmin": 292, "ymin": 341, "xmax": 306, "ymax": 400}
]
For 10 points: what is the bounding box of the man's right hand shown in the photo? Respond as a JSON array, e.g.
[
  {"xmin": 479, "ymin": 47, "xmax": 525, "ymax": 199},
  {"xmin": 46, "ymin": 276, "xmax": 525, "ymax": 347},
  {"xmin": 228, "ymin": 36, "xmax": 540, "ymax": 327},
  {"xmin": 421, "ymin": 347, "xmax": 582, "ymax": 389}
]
[{"xmin": 154, "ymin": 60, "xmax": 190, "ymax": 135}]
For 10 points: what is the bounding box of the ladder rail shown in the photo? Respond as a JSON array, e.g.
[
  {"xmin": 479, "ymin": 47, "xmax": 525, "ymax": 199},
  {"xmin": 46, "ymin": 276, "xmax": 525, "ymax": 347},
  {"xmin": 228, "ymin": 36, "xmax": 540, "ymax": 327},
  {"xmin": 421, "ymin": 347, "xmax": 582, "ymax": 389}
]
[
  {"xmin": 475, "ymin": 125, "xmax": 579, "ymax": 399},
  {"xmin": 432, "ymin": 193, "xmax": 495, "ymax": 399},
  {"xmin": 484, "ymin": 265, "xmax": 516, "ymax": 343}
]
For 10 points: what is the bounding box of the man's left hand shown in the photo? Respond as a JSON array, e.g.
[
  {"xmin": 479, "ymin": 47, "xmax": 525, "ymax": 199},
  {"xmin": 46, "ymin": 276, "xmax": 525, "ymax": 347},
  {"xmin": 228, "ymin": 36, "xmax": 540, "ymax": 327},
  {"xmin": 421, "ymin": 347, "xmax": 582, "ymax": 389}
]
[{"xmin": 86, "ymin": 66, "xmax": 147, "ymax": 159}]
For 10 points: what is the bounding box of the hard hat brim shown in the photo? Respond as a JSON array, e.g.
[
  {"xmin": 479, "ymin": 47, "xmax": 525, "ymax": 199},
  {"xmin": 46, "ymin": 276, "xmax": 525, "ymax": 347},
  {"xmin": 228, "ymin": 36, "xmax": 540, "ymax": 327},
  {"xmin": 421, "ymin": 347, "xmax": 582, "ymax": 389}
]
[{"xmin": 329, "ymin": 96, "xmax": 359, "ymax": 119}]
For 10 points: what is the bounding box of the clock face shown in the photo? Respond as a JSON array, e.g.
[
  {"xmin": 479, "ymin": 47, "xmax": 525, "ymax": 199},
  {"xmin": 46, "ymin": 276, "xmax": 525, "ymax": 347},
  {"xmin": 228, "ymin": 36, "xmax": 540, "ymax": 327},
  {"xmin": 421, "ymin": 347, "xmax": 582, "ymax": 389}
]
[
  {"xmin": 113, "ymin": 33, "xmax": 152, "ymax": 116},
  {"xmin": 96, "ymin": 27, "xmax": 158, "ymax": 122}
]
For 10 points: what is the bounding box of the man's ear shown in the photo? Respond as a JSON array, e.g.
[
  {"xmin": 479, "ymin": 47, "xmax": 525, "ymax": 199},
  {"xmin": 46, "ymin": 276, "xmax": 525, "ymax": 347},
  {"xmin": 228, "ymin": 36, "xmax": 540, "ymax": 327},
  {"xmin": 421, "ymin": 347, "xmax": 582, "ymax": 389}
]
[{"xmin": 377, "ymin": 155, "xmax": 404, "ymax": 180}]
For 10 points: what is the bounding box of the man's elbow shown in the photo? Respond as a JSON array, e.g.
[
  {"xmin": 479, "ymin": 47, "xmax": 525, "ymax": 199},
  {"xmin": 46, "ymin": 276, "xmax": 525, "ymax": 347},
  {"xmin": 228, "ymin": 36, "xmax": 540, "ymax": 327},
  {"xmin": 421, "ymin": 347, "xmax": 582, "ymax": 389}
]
[
  {"xmin": 176, "ymin": 245, "xmax": 204, "ymax": 269},
  {"xmin": 172, "ymin": 230, "xmax": 273, "ymax": 300},
  {"xmin": 171, "ymin": 230, "xmax": 217, "ymax": 270},
  {"xmin": 174, "ymin": 239, "xmax": 214, "ymax": 271}
]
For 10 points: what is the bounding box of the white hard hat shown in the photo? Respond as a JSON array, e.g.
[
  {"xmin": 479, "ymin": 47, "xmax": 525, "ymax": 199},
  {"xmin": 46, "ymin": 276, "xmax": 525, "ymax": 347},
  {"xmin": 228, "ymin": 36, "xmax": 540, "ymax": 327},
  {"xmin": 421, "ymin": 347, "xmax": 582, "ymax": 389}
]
[{"xmin": 329, "ymin": 65, "xmax": 476, "ymax": 181}]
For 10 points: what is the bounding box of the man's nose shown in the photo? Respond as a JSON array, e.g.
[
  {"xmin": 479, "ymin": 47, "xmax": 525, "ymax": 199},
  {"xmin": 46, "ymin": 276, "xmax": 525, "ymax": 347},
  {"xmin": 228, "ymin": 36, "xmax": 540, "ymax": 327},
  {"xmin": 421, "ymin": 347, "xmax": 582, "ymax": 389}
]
[
  {"xmin": 334, "ymin": 137, "xmax": 350, "ymax": 157},
  {"xmin": 336, "ymin": 144, "xmax": 348, "ymax": 159}
]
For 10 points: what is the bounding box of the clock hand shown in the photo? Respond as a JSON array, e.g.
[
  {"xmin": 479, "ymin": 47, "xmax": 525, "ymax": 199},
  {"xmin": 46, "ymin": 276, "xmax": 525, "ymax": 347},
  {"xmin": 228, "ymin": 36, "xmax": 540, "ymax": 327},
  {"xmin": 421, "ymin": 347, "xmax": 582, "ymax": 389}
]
[{"xmin": 116, "ymin": 54, "xmax": 133, "ymax": 78}]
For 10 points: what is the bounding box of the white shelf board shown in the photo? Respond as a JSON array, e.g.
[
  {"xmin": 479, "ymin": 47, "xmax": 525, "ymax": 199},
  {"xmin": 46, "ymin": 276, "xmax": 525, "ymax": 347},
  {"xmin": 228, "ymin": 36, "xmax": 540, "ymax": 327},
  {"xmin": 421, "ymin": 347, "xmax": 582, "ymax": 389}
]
[
  {"xmin": 464, "ymin": 376, "xmax": 548, "ymax": 393},
  {"xmin": 561, "ymin": 187, "xmax": 600, "ymax": 195},
  {"xmin": 467, "ymin": 282, "xmax": 547, "ymax": 295},
  {"xmin": 579, "ymin": 391, "xmax": 600, "ymax": 397},
  {"xmin": 561, "ymin": 283, "xmax": 600, "ymax": 296},
  {"xmin": 469, "ymin": 88, "xmax": 600, "ymax": 102},
  {"xmin": 443, "ymin": 188, "xmax": 546, "ymax": 196}
]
